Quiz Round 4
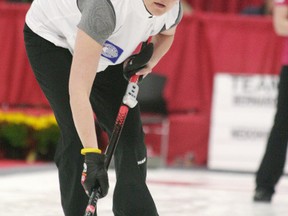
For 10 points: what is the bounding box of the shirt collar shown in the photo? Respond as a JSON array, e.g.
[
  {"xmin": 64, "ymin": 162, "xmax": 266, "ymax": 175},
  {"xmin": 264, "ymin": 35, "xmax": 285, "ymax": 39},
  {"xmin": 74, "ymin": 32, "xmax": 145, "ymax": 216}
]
[{"xmin": 134, "ymin": 0, "xmax": 154, "ymax": 19}]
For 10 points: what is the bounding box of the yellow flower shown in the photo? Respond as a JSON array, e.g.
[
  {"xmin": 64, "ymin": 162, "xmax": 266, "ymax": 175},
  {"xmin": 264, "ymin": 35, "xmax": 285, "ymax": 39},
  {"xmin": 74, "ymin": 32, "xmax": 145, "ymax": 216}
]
[{"xmin": 0, "ymin": 111, "xmax": 58, "ymax": 130}]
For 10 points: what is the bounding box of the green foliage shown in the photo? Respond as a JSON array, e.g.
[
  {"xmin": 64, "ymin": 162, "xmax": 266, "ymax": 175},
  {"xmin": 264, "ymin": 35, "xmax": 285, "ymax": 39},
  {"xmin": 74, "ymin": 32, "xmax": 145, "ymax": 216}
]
[
  {"xmin": 33, "ymin": 125, "xmax": 60, "ymax": 154},
  {"xmin": 0, "ymin": 123, "xmax": 28, "ymax": 148},
  {"xmin": 0, "ymin": 122, "xmax": 60, "ymax": 160}
]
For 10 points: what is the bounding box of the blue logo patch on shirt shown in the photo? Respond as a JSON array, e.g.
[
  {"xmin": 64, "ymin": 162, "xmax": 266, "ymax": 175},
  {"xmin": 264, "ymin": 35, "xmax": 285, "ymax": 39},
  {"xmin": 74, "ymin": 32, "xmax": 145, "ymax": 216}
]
[{"xmin": 101, "ymin": 41, "xmax": 124, "ymax": 63}]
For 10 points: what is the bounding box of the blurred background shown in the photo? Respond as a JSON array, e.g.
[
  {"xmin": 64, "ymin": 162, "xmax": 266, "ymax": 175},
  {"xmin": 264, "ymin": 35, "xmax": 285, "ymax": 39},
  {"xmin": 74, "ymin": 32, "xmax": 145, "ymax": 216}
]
[{"xmin": 0, "ymin": 0, "xmax": 287, "ymax": 174}]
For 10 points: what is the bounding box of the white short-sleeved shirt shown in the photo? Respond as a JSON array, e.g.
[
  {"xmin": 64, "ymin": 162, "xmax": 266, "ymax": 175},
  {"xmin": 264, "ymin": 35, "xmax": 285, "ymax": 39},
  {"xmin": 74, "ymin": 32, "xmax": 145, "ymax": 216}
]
[{"xmin": 26, "ymin": 0, "xmax": 182, "ymax": 72}]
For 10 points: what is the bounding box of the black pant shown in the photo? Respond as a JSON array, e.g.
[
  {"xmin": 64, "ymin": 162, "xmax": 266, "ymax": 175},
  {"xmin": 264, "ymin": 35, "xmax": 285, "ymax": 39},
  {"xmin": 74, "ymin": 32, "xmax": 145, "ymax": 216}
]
[
  {"xmin": 23, "ymin": 24, "xmax": 158, "ymax": 216},
  {"xmin": 255, "ymin": 66, "xmax": 288, "ymax": 194}
]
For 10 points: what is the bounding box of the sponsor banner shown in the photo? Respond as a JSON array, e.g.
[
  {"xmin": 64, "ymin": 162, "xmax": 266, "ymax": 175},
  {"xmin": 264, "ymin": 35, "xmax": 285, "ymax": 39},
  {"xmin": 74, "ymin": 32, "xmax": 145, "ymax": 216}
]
[{"xmin": 208, "ymin": 73, "xmax": 288, "ymax": 173}]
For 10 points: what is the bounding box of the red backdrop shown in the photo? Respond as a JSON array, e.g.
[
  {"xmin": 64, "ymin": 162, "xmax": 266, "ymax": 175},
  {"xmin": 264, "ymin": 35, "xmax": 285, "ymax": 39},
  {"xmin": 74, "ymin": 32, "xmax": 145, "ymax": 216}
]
[{"xmin": 186, "ymin": 0, "xmax": 264, "ymax": 13}]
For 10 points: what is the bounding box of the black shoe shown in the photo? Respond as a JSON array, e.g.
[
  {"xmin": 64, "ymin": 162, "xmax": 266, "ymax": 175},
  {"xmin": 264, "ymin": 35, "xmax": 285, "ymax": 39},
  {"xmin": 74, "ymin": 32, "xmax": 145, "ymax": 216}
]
[{"xmin": 253, "ymin": 189, "xmax": 273, "ymax": 202}]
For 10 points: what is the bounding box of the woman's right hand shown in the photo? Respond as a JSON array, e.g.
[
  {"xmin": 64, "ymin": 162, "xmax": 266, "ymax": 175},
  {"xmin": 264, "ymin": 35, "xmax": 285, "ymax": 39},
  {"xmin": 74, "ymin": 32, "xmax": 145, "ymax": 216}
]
[{"xmin": 81, "ymin": 153, "xmax": 109, "ymax": 198}]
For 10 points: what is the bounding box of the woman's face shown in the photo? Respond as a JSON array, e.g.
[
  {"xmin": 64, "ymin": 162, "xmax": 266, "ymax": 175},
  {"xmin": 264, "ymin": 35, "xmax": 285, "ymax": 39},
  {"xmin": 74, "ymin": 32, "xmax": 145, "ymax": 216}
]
[{"xmin": 143, "ymin": 0, "xmax": 179, "ymax": 16}]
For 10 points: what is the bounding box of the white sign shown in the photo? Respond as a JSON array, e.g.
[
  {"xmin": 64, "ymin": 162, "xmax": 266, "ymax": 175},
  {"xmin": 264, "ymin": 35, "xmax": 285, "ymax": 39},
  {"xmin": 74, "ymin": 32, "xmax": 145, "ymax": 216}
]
[{"xmin": 208, "ymin": 73, "xmax": 288, "ymax": 173}]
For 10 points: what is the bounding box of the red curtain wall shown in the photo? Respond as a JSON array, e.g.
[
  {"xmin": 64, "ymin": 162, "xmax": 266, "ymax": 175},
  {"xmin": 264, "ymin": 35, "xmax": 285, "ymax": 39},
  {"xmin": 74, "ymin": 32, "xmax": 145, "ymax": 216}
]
[
  {"xmin": 187, "ymin": 0, "xmax": 264, "ymax": 13},
  {"xmin": 154, "ymin": 13, "xmax": 283, "ymax": 114},
  {"xmin": 0, "ymin": 3, "xmax": 47, "ymax": 106}
]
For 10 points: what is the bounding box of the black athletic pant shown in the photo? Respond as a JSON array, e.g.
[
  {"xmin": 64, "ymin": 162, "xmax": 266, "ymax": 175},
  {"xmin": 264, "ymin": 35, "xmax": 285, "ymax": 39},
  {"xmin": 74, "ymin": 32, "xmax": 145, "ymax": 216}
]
[
  {"xmin": 24, "ymin": 24, "xmax": 158, "ymax": 216},
  {"xmin": 255, "ymin": 66, "xmax": 288, "ymax": 194}
]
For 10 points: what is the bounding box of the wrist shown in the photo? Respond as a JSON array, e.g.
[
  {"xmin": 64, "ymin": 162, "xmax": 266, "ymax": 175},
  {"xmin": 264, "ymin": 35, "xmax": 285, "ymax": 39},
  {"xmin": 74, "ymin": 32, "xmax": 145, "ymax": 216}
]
[{"xmin": 81, "ymin": 147, "xmax": 102, "ymax": 155}]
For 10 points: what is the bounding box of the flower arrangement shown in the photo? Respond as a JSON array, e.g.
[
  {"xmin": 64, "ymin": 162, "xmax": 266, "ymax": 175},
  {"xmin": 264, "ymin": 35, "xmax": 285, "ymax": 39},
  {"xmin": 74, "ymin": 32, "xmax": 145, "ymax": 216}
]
[{"xmin": 0, "ymin": 110, "xmax": 60, "ymax": 162}]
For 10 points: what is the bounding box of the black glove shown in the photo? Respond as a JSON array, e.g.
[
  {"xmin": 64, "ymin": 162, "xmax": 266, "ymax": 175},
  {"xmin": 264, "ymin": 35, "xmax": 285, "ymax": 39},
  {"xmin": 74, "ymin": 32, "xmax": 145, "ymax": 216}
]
[
  {"xmin": 123, "ymin": 43, "xmax": 154, "ymax": 81},
  {"xmin": 81, "ymin": 153, "xmax": 109, "ymax": 198}
]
